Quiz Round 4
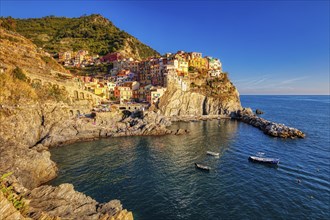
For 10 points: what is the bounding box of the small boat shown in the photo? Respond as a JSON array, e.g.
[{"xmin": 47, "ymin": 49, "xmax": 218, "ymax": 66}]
[
  {"xmin": 248, "ymin": 156, "xmax": 280, "ymax": 165},
  {"xmin": 206, "ymin": 151, "xmax": 220, "ymax": 157},
  {"xmin": 195, "ymin": 163, "xmax": 211, "ymax": 171}
]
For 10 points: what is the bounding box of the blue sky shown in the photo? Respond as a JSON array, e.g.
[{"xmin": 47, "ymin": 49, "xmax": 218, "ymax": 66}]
[{"xmin": 1, "ymin": 0, "xmax": 329, "ymax": 95}]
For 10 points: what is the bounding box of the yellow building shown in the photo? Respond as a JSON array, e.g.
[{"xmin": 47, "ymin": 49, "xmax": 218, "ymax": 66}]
[
  {"xmin": 94, "ymin": 83, "xmax": 109, "ymax": 99},
  {"xmin": 174, "ymin": 54, "xmax": 189, "ymax": 74},
  {"xmin": 94, "ymin": 87, "xmax": 105, "ymax": 95},
  {"xmin": 119, "ymin": 86, "xmax": 133, "ymax": 103},
  {"xmin": 188, "ymin": 57, "xmax": 208, "ymax": 70}
]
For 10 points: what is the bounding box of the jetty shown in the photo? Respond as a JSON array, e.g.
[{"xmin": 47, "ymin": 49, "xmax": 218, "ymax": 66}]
[{"xmin": 235, "ymin": 108, "xmax": 305, "ymax": 139}]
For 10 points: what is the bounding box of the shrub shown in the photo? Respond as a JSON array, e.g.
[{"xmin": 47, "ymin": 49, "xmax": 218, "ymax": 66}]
[
  {"xmin": 12, "ymin": 67, "xmax": 27, "ymax": 81},
  {"xmin": 0, "ymin": 17, "xmax": 17, "ymax": 31},
  {"xmin": 35, "ymin": 84, "xmax": 70, "ymax": 103},
  {"xmin": 0, "ymin": 172, "xmax": 29, "ymax": 216},
  {"xmin": 41, "ymin": 55, "xmax": 52, "ymax": 64}
]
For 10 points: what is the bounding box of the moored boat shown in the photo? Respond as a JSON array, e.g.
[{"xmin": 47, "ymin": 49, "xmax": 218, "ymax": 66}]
[
  {"xmin": 206, "ymin": 151, "xmax": 220, "ymax": 156},
  {"xmin": 195, "ymin": 163, "xmax": 211, "ymax": 171},
  {"xmin": 248, "ymin": 156, "xmax": 280, "ymax": 165}
]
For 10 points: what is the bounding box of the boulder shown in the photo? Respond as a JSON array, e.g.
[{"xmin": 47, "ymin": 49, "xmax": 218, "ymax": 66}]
[
  {"xmin": 255, "ymin": 109, "xmax": 264, "ymax": 114},
  {"xmin": 174, "ymin": 128, "xmax": 189, "ymax": 135}
]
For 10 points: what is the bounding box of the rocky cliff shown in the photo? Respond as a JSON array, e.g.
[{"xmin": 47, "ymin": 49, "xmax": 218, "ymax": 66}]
[
  {"xmin": 0, "ymin": 27, "xmax": 170, "ymax": 219},
  {"xmin": 157, "ymin": 73, "xmax": 242, "ymax": 118}
]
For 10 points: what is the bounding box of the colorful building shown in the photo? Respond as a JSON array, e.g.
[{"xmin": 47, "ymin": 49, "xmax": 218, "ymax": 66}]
[
  {"xmin": 206, "ymin": 56, "xmax": 222, "ymax": 71},
  {"xmin": 58, "ymin": 51, "xmax": 72, "ymax": 62},
  {"xmin": 100, "ymin": 52, "xmax": 122, "ymax": 63},
  {"xmin": 150, "ymin": 87, "xmax": 167, "ymax": 103},
  {"xmin": 118, "ymin": 81, "xmax": 140, "ymax": 103},
  {"xmin": 188, "ymin": 52, "xmax": 208, "ymax": 70}
]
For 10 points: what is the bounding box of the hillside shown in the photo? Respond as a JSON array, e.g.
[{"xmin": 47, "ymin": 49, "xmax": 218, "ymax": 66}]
[
  {"xmin": 0, "ymin": 27, "xmax": 72, "ymax": 105},
  {"xmin": 0, "ymin": 14, "xmax": 160, "ymax": 60}
]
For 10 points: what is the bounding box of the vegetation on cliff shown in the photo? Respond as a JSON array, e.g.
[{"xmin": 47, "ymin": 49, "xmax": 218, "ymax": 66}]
[
  {"xmin": 0, "ymin": 68, "xmax": 36, "ymax": 105},
  {"xmin": 189, "ymin": 71, "xmax": 240, "ymax": 109},
  {"xmin": 0, "ymin": 27, "xmax": 68, "ymax": 75},
  {"xmin": 190, "ymin": 72, "xmax": 237, "ymax": 97},
  {"xmin": 0, "ymin": 28, "xmax": 73, "ymax": 106},
  {"xmin": 0, "ymin": 172, "xmax": 29, "ymax": 217},
  {"xmin": 0, "ymin": 66, "xmax": 69, "ymax": 107},
  {"xmin": 0, "ymin": 14, "xmax": 160, "ymax": 60}
]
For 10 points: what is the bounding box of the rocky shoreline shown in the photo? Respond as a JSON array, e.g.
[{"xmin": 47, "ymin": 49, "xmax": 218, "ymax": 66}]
[
  {"xmin": 0, "ymin": 104, "xmax": 306, "ymax": 219},
  {"xmin": 236, "ymin": 108, "xmax": 305, "ymax": 138},
  {"xmin": 0, "ymin": 102, "xmax": 177, "ymax": 220},
  {"xmin": 169, "ymin": 114, "xmax": 231, "ymax": 122},
  {"xmin": 27, "ymin": 184, "xmax": 133, "ymax": 220}
]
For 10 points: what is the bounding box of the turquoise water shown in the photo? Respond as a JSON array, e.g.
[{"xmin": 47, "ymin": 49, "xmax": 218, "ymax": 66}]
[{"xmin": 50, "ymin": 95, "xmax": 330, "ymax": 219}]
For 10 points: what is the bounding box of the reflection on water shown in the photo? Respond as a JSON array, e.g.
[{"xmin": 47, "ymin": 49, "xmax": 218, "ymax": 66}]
[{"xmin": 50, "ymin": 96, "xmax": 330, "ymax": 220}]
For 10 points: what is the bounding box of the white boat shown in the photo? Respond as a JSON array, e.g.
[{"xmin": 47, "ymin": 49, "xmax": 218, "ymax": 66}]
[
  {"xmin": 206, "ymin": 151, "xmax": 220, "ymax": 156},
  {"xmin": 248, "ymin": 152, "xmax": 279, "ymax": 165},
  {"xmin": 248, "ymin": 156, "xmax": 280, "ymax": 165},
  {"xmin": 195, "ymin": 163, "xmax": 211, "ymax": 171}
]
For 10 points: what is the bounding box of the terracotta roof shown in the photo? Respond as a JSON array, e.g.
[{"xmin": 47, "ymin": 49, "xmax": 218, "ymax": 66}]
[{"xmin": 123, "ymin": 82, "xmax": 133, "ymax": 87}]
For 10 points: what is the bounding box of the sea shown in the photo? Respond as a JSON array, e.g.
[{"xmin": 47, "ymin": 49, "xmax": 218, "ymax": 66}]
[{"xmin": 50, "ymin": 95, "xmax": 330, "ymax": 220}]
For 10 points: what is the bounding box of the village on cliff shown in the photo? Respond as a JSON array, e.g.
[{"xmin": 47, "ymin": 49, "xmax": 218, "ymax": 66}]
[{"xmin": 56, "ymin": 50, "xmax": 223, "ymax": 110}]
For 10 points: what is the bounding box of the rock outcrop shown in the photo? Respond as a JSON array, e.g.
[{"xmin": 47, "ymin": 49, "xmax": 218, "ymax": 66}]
[
  {"xmin": 237, "ymin": 108, "xmax": 305, "ymax": 138},
  {"xmin": 157, "ymin": 80, "xmax": 242, "ymax": 118},
  {"xmin": 1, "ymin": 106, "xmax": 170, "ymax": 220},
  {"xmin": 173, "ymin": 128, "xmax": 189, "ymax": 135},
  {"xmin": 255, "ymin": 109, "xmax": 264, "ymax": 114},
  {"xmin": 27, "ymin": 184, "xmax": 133, "ymax": 220},
  {"xmin": 0, "ymin": 191, "xmax": 28, "ymax": 220},
  {"xmin": 0, "ymin": 101, "xmax": 172, "ymax": 189},
  {"xmin": 1, "ymin": 103, "xmax": 166, "ymax": 219}
]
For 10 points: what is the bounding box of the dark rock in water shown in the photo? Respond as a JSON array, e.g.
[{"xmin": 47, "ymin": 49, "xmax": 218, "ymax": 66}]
[
  {"xmin": 97, "ymin": 200, "xmax": 123, "ymax": 217},
  {"xmin": 236, "ymin": 108, "xmax": 253, "ymax": 118},
  {"xmin": 256, "ymin": 109, "xmax": 264, "ymax": 114},
  {"xmin": 174, "ymin": 128, "xmax": 189, "ymax": 135}
]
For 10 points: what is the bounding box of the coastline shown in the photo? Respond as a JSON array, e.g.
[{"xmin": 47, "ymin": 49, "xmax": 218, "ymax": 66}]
[
  {"xmin": 0, "ymin": 102, "xmax": 305, "ymax": 219},
  {"xmin": 0, "ymin": 103, "xmax": 173, "ymax": 219},
  {"xmin": 47, "ymin": 95, "xmax": 329, "ymax": 220}
]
